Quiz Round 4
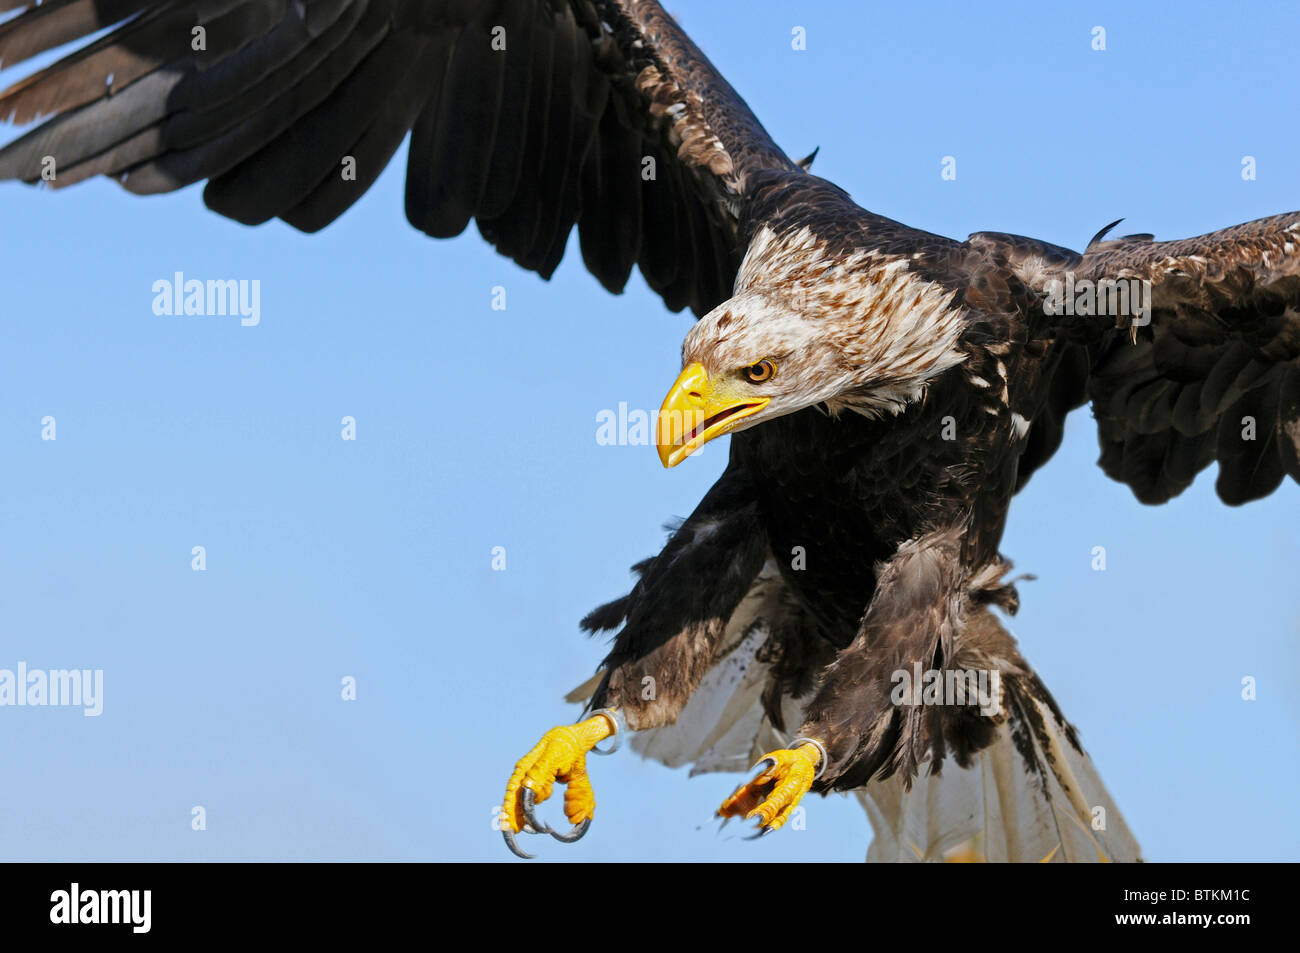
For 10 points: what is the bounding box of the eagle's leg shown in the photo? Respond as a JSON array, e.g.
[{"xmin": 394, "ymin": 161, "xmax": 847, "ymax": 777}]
[
  {"xmin": 499, "ymin": 711, "xmax": 618, "ymax": 859},
  {"xmin": 499, "ymin": 462, "xmax": 766, "ymax": 857},
  {"xmin": 796, "ymin": 527, "xmax": 969, "ymax": 788},
  {"xmin": 717, "ymin": 743, "xmax": 823, "ymax": 834}
]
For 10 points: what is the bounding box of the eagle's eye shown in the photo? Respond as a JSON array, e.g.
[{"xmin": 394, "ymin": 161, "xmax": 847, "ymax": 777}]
[{"xmin": 743, "ymin": 359, "xmax": 776, "ymax": 384}]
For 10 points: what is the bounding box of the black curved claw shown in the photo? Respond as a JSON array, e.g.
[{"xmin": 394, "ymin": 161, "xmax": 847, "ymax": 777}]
[
  {"xmin": 749, "ymin": 757, "xmax": 777, "ymax": 776},
  {"xmin": 521, "ymin": 787, "xmax": 553, "ymax": 835},
  {"xmin": 502, "ymin": 827, "xmax": 535, "ymax": 859},
  {"xmin": 743, "ymin": 825, "xmax": 776, "ymax": 841},
  {"xmin": 549, "ymin": 817, "xmax": 591, "ymax": 844}
]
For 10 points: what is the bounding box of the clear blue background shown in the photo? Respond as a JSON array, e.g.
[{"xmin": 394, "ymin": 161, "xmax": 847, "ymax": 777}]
[{"xmin": 1, "ymin": 0, "xmax": 1296, "ymax": 861}]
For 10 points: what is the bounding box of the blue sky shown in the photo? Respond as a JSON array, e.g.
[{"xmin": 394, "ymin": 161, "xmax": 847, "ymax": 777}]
[{"xmin": 1, "ymin": 0, "xmax": 1296, "ymax": 862}]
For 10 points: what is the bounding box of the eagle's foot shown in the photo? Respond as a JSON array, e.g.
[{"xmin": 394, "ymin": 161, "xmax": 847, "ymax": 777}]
[
  {"xmin": 500, "ymin": 711, "xmax": 618, "ymax": 858},
  {"xmin": 717, "ymin": 743, "xmax": 821, "ymax": 835}
]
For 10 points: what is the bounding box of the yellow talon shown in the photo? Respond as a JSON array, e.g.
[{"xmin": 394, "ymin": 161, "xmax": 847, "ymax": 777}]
[
  {"xmin": 500, "ymin": 712, "xmax": 615, "ymax": 857},
  {"xmin": 717, "ymin": 743, "xmax": 821, "ymax": 834}
]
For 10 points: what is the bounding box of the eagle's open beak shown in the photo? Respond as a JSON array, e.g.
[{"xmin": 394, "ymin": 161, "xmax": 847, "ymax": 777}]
[{"xmin": 656, "ymin": 362, "xmax": 770, "ymax": 468}]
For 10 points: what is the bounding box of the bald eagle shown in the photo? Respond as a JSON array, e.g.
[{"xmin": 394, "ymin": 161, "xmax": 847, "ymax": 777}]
[{"xmin": 3, "ymin": 1, "xmax": 1296, "ymax": 862}]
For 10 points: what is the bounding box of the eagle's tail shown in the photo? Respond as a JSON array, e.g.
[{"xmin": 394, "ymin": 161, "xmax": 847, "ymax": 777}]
[
  {"xmin": 861, "ymin": 606, "xmax": 1143, "ymax": 863},
  {"xmin": 568, "ymin": 565, "xmax": 1142, "ymax": 862},
  {"xmin": 855, "ymin": 692, "xmax": 1142, "ymax": 863}
]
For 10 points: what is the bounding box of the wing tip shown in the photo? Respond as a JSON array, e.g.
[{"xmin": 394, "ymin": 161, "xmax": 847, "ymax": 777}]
[{"xmin": 1086, "ymin": 217, "xmax": 1126, "ymax": 250}]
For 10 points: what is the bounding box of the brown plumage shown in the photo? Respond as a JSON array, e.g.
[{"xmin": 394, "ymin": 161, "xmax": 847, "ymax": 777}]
[
  {"xmin": 0, "ymin": 0, "xmax": 791, "ymax": 314},
  {"xmin": 4, "ymin": 0, "xmax": 1296, "ymax": 860}
]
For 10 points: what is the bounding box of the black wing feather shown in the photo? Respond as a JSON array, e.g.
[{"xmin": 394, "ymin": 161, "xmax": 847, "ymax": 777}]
[
  {"xmin": 974, "ymin": 215, "xmax": 1300, "ymax": 506},
  {"xmin": 1, "ymin": 0, "xmax": 797, "ymax": 316}
]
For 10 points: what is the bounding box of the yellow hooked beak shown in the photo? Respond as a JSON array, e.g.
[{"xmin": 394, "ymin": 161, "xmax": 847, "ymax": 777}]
[{"xmin": 656, "ymin": 362, "xmax": 770, "ymax": 468}]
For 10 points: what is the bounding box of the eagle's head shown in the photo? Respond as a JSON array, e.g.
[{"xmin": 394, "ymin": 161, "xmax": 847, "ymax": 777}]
[
  {"xmin": 656, "ymin": 276, "xmax": 966, "ymax": 467},
  {"xmin": 656, "ymin": 290, "xmax": 860, "ymax": 467}
]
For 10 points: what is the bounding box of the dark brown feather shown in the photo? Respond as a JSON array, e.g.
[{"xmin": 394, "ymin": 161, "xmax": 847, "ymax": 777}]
[{"xmin": 0, "ymin": 0, "xmax": 797, "ymax": 316}]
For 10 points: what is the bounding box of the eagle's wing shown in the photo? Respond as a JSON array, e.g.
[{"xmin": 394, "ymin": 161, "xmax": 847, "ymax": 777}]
[
  {"xmin": 0, "ymin": 0, "xmax": 798, "ymax": 315},
  {"xmin": 966, "ymin": 213, "xmax": 1300, "ymax": 505},
  {"xmin": 1077, "ymin": 214, "xmax": 1300, "ymax": 504}
]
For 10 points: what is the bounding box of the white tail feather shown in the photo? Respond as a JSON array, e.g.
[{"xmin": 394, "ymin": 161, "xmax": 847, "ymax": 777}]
[
  {"xmin": 632, "ymin": 623, "xmax": 771, "ymax": 774},
  {"xmin": 624, "ymin": 565, "xmax": 803, "ymax": 774},
  {"xmin": 856, "ymin": 696, "xmax": 1141, "ymax": 862}
]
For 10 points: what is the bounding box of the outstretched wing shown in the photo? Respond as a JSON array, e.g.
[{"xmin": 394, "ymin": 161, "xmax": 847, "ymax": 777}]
[
  {"xmin": 1078, "ymin": 214, "xmax": 1300, "ymax": 504},
  {"xmin": 964, "ymin": 213, "xmax": 1300, "ymax": 505},
  {"xmin": 0, "ymin": 0, "xmax": 798, "ymax": 315}
]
